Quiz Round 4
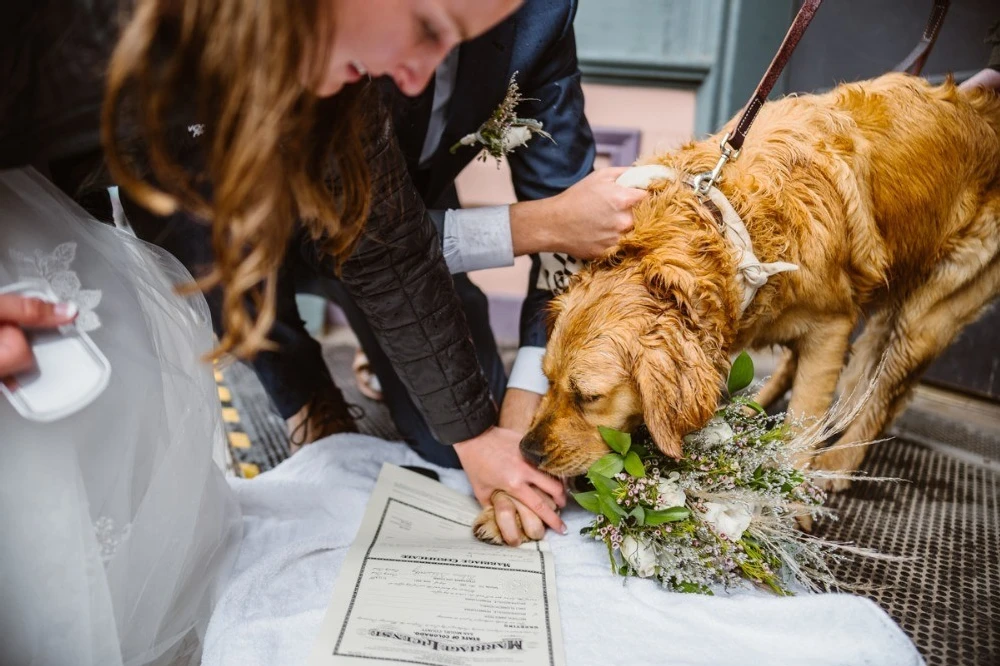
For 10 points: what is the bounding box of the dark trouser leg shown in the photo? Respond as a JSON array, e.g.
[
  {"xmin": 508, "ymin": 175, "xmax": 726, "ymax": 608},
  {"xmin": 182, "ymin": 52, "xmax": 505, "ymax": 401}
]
[
  {"xmin": 322, "ymin": 273, "xmax": 505, "ymax": 469},
  {"xmin": 120, "ymin": 194, "xmax": 338, "ymax": 419}
]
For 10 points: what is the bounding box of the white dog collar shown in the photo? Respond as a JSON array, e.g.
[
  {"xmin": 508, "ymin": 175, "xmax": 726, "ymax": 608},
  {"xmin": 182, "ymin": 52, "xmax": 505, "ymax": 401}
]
[{"xmin": 616, "ymin": 164, "xmax": 798, "ymax": 314}]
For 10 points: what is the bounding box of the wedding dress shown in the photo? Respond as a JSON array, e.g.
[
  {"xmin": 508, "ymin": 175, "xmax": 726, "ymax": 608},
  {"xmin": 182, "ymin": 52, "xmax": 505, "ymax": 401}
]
[{"xmin": 0, "ymin": 168, "xmax": 242, "ymax": 666}]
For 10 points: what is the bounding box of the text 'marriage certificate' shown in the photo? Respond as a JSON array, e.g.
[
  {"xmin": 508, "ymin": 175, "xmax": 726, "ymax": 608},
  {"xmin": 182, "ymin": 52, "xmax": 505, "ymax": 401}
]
[{"xmin": 308, "ymin": 464, "xmax": 566, "ymax": 666}]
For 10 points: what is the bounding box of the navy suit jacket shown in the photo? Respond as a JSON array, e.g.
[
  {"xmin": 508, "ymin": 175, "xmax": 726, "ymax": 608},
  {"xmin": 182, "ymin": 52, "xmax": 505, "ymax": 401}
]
[{"xmin": 389, "ymin": 0, "xmax": 596, "ymax": 350}]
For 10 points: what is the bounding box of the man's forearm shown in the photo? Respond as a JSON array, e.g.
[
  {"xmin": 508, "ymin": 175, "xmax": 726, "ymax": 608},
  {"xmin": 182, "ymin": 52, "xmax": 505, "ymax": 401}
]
[
  {"xmin": 498, "ymin": 387, "xmax": 544, "ymax": 435},
  {"xmin": 509, "ymin": 197, "xmax": 563, "ymax": 256},
  {"xmin": 959, "ymin": 68, "xmax": 1000, "ymax": 92}
]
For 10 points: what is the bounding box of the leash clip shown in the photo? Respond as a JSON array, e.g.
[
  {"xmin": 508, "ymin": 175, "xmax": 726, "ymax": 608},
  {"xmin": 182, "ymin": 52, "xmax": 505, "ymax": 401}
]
[{"xmin": 693, "ymin": 132, "xmax": 740, "ymax": 198}]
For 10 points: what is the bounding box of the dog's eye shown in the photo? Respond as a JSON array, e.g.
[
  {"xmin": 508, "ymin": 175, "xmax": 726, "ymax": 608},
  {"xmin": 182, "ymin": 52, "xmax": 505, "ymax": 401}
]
[{"xmin": 578, "ymin": 393, "xmax": 602, "ymax": 405}]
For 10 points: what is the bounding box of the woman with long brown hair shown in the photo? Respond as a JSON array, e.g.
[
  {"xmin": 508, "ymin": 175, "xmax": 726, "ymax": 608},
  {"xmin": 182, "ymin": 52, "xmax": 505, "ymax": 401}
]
[{"xmin": 1, "ymin": 1, "xmax": 538, "ymax": 664}]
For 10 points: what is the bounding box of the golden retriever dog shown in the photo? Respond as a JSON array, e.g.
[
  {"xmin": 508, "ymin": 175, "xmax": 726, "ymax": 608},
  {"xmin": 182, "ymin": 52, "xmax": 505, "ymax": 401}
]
[{"xmin": 474, "ymin": 73, "xmax": 1000, "ymax": 545}]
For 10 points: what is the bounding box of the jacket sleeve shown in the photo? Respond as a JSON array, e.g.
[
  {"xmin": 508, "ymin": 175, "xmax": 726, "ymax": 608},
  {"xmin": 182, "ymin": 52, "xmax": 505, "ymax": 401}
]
[
  {"xmin": 507, "ymin": 1, "xmax": 596, "ymax": 353},
  {"xmin": 336, "ymin": 96, "xmax": 498, "ymax": 445}
]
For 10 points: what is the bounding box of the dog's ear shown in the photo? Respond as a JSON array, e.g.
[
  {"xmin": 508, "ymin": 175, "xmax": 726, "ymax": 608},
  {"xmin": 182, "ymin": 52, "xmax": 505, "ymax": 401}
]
[
  {"xmin": 634, "ymin": 323, "xmax": 724, "ymax": 459},
  {"xmin": 639, "ymin": 258, "xmax": 702, "ymax": 323}
]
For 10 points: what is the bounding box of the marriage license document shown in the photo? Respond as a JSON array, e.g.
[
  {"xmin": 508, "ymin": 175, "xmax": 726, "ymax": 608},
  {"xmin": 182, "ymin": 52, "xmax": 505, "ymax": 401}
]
[{"xmin": 308, "ymin": 464, "xmax": 566, "ymax": 666}]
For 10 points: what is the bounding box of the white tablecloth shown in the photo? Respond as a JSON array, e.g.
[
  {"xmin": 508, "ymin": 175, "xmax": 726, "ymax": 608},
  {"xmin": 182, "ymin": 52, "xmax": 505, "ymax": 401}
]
[{"xmin": 203, "ymin": 435, "xmax": 924, "ymax": 666}]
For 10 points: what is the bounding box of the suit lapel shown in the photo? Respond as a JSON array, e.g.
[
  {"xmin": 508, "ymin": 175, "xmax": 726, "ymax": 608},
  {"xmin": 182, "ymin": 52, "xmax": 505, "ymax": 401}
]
[
  {"xmin": 425, "ymin": 15, "xmax": 517, "ymax": 201},
  {"xmin": 392, "ymin": 79, "xmax": 436, "ymax": 176}
]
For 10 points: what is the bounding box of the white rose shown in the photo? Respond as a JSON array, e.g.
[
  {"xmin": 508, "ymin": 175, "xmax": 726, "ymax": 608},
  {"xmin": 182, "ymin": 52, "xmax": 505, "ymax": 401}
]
[
  {"xmin": 655, "ymin": 472, "xmax": 686, "ymax": 509},
  {"xmin": 620, "ymin": 536, "xmax": 658, "ymax": 578},
  {"xmin": 501, "ymin": 125, "xmax": 533, "ymax": 152},
  {"xmin": 699, "ymin": 501, "xmax": 753, "ymax": 541},
  {"xmin": 683, "ymin": 417, "xmax": 735, "ymax": 449}
]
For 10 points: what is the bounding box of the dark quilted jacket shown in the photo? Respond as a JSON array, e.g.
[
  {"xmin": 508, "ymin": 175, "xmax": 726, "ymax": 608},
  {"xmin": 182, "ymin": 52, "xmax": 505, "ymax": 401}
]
[
  {"xmin": 1, "ymin": 0, "xmax": 499, "ymax": 444},
  {"xmin": 310, "ymin": 97, "xmax": 498, "ymax": 443}
]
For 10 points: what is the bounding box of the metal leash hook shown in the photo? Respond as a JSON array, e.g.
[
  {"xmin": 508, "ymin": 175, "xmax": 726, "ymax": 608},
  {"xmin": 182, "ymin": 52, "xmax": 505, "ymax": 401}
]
[{"xmin": 692, "ymin": 132, "xmax": 740, "ymax": 198}]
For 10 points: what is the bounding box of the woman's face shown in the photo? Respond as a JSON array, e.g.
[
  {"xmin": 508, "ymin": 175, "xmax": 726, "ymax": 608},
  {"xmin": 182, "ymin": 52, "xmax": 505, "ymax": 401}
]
[{"xmin": 317, "ymin": 0, "xmax": 522, "ymax": 97}]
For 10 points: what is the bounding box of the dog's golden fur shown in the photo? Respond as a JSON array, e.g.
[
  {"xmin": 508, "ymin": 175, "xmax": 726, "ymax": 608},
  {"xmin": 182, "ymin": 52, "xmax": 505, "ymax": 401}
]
[{"xmin": 476, "ymin": 74, "xmax": 1000, "ymax": 545}]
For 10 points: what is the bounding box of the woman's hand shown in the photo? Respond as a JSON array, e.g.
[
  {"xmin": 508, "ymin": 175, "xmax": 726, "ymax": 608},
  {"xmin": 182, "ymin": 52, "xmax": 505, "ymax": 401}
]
[
  {"xmin": 454, "ymin": 426, "xmax": 567, "ymax": 546},
  {"xmin": 0, "ymin": 295, "xmax": 78, "ymax": 378},
  {"xmin": 509, "ymin": 167, "xmax": 648, "ymax": 260}
]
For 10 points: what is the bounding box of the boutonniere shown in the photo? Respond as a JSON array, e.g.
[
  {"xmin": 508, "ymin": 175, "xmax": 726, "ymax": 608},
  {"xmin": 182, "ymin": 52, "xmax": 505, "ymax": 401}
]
[{"xmin": 450, "ymin": 72, "xmax": 554, "ymax": 167}]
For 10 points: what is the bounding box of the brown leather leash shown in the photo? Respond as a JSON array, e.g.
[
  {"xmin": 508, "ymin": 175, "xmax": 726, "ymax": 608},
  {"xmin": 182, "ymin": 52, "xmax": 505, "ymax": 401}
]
[
  {"xmin": 694, "ymin": 0, "xmax": 823, "ymax": 196},
  {"xmin": 894, "ymin": 0, "xmax": 951, "ymax": 76},
  {"xmin": 693, "ymin": 0, "xmax": 951, "ymax": 198}
]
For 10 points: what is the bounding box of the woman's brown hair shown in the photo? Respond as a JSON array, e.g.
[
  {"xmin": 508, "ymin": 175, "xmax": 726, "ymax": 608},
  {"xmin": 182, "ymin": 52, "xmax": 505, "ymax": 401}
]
[{"xmin": 102, "ymin": 0, "xmax": 371, "ymax": 358}]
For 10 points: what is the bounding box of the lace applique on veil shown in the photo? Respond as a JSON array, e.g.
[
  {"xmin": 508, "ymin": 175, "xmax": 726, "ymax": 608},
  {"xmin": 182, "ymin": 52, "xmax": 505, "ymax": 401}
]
[
  {"xmin": 93, "ymin": 516, "xmax": 132, "ymax": 563},
  {"xmin": 10, "ymin": 242, "xmax": 103, "ymax": 331}
]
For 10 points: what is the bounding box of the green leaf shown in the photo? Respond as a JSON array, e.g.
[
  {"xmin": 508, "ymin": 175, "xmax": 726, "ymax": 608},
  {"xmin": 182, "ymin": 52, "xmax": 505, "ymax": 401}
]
[
  {"xmin": 590, "ymin": 453, "xmax": 625, "ymax": 478},
  {"xmin": 598, "ymin": 426, "xmax": 631, "ymax": 455},
  {"xmin": 572, "ymin": 491, "xmax": 602, "ymax": 514},
  {"xmin": 727, "ymin": 351, "xmax": 755, "ymax": 394},
  {"xmin": 741, "ymin": 398, "xmax": 766, "ymax": 414},
  {"xmin": 645, "ymin": 507, "xmax": 691, "ymax": 525},
  {"xmin": 623, "ymin": 451, "xmax": 646, "ymax": 478},
  {"xmin": 629, "ymin": 505, "xmax": 646, "ymax": 526},
  {"xmin": 588, "ymin": 471, "xmax": 621, "ymax": 499},
  {"xmin": 599, "ymin": 495, "xmax": 625, "ymax": 525}
]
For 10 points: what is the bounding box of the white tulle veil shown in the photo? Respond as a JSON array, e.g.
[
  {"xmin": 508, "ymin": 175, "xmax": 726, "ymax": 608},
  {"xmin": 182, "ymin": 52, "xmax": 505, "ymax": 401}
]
[{"xmin": 0, "ymin": 168, "xmax": 242, "ymax": 666}]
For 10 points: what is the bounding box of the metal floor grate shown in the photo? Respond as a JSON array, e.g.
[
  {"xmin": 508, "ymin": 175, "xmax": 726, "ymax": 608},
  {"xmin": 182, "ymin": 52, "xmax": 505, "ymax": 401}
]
[
  {"xmin": 223, "ymin": 344, "xmax": 1000, "ymax": 665},
  {"xmin": 815, "ymin": 438, "xmax": 999, "ymax": 666},
  {"xmin": 223, "ymin": 343, "xmax": 400, "ymax": 473}
]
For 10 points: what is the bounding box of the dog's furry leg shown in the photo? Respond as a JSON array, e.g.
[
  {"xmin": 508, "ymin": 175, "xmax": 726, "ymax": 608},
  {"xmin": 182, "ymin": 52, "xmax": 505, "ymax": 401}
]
[
  {"xmin": 786, "ymin": 317, "xmax": 856, "ymax": 469},
  {"xmin": 472, "ymin": 506, "xmax": 509, "ymax": 545},
  {"xmin": 837, "ymin": 309, "xmax": 894, "ymax": 402},
  {"xmin": 756, "ymin": 347, "xmax": 798, "ymax": 409},
  {"xmin": 472, "ymin": 492, "xmax": 539, "ymax": 546},
  {"xmin": 815, "ymin": 215, "xmax": 1000, "ymax": 489}
]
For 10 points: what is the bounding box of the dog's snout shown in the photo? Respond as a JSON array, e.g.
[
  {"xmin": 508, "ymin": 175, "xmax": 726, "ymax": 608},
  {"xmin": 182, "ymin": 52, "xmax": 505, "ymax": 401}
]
[
  {"xmin": 521, "ymin": 446, "xmax": 545, "ymax": 466},
  {"xmin": 520, "ymin": 424, "xmax": 549, "ymax": 466}
]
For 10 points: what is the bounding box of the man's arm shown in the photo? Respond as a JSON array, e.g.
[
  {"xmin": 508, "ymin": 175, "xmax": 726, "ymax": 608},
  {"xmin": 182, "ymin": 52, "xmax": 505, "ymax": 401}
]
[
  {"xmin": 427, "ymin": 169, "xmax": 642, "ymax": 276},
  {"xmin": 335, "ymin": 96, "xmax": 498, "ymax": 444}
]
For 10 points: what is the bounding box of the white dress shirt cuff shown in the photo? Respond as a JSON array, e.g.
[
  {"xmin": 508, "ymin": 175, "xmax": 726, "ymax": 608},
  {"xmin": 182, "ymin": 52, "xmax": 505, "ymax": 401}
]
[
  {"xmin": 506, "ymin": 346, "xmax": 549, "ymax": 395},
  {"xmin": 442, "ymin": 206, "xmax": 514, "ymax": 274}
]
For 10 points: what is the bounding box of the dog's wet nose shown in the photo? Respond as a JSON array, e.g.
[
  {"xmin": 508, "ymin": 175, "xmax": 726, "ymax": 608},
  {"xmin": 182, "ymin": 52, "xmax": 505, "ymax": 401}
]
[
  {"xmin": 520, "ymin": 434, "xmax": 547, "ymax": 466},
  {"xmin": 522, "ymin": 446, "xmax": 545, "ymax": 466}
]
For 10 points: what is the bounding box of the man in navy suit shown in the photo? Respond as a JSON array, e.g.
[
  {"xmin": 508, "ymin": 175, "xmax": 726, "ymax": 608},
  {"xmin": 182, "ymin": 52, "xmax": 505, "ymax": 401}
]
[
  {"xmin": 123, "ymin": 0, "xmax": 645, "ymax": 544},
  {"xmin": 327, "ymin": 0, "xmax": 643, "ymax": 457}
]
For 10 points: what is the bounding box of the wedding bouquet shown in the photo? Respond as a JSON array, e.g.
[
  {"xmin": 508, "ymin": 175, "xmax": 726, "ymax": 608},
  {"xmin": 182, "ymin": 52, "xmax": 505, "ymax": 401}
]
[{"xmin": 574, "ymin": 352, "xmax": 862, "ymax": 595}]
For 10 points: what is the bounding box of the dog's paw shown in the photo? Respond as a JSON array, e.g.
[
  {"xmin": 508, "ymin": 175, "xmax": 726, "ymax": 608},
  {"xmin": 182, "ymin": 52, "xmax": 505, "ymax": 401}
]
[
  {"xmin": 472, "ymin": 495, "xmax": 541, "ymax": 546},
  {"xmin": 809, "ymin": 450, "xmax": 855, "ymax": 493},
  {"xmin": 795, "ymin": 513, "xmax": 814, "ymax": 533},
  {"xmin": 813, "ymin": 474, "xmax": 853, "ymax": 493},
  {"xmin": 472, "ymin": 506, "xmax": 506, "ymax": 545}
]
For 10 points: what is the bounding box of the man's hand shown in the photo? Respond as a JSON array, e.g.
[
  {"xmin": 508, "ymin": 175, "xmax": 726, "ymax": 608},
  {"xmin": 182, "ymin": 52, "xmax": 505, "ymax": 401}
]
[
  {"xmin": 455, "ymin": 426, "xmax": 567, "ymax": 546},
  {"xmin": 0, "ymin": 295, "xmax": 78, "ymax": 379},
  {"xmin": 509, "ymin": 166, "xmax": 648, "ymax": 260}
]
